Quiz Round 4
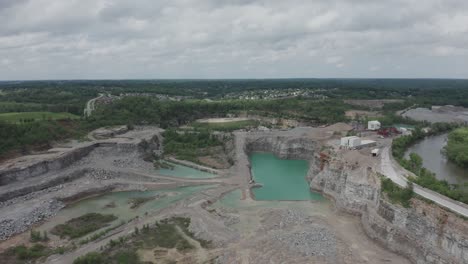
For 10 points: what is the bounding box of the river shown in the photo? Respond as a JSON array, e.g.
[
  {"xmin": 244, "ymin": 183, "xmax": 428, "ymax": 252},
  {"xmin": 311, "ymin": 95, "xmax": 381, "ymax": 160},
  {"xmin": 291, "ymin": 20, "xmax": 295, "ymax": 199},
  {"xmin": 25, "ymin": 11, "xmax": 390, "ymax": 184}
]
[{"xmin": 405, "ymin": 133, "xmax": 468, "ymax": 185}]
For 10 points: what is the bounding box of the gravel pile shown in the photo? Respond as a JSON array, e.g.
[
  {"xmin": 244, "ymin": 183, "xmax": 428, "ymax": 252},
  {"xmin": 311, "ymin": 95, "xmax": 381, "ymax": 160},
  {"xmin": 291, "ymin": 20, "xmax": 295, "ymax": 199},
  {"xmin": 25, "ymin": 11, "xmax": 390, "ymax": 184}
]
[
  {"xmin": 261, "ymin": 209, "xmax": 314, "ymax": 230},
  {"xmin": 112, "ymin": 158, "xmax": 136, "ymax": 168},
  {"xmin": 272, "ymin": 225, "xmax": 337, "ymax": 259},
  {"xmin": 0, "ymin": 199, "xmax": 64, "ymax": 240},
  {"xmin": 87, "ymin": 169, "xmax": 119, "ymax": 180}
]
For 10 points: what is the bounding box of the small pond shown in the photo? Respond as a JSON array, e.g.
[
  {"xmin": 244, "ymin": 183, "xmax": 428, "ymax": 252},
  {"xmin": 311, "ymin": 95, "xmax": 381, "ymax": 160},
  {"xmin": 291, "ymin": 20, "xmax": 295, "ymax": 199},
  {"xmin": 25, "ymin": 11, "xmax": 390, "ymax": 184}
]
[
  {"xmin": 38, "ymin": 185, "xmax": 214, "ymax": 233},
  {"xmin": 249, "ymin": 152, "xmax": 323, "ymax": 201}
]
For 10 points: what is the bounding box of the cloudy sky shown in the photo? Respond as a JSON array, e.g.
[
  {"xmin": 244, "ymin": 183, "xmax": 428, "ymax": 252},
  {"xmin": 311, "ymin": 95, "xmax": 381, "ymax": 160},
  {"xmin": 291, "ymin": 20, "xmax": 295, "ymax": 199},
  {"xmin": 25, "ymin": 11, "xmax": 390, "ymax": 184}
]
[{"xmin": 1, "ymin": 0, "xmax": 468, "ymax": 80}]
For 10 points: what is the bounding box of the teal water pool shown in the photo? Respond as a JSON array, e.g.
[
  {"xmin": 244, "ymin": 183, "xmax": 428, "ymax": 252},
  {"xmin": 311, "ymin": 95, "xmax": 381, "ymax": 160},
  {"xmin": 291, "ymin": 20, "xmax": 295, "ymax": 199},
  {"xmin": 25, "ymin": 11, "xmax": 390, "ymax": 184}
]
[
  {"xmin": 38, "ymin": 185, "xmax": 214, "ymax": 233},
  {"xmin": 250, "ymin": 152, "xmax": 323, "ymax": 201},
  {"xmin": 155, "ymin": 162, "xmax": 216, "ymax": 178}
]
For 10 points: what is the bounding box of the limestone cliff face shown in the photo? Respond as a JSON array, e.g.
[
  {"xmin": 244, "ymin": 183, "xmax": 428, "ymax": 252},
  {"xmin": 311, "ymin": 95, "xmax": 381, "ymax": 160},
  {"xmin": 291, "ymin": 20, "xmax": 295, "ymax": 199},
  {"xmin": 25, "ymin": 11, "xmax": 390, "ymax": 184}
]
[
  {"xmin": 245, "ymin": 136, "xmax": 320, "ymax": 160},
  {"xmin": 244, "ymin": 135, "xmax": 468, "ymax": 264},
  {"xmin": 312, "ymin": 159, "xmax": 468, "ymax": 264},
  {"xmin": 310, "ymin": 163, "xmax": 378, "ymax": 215},
  {"xmin": 363, "ymin": 198, "xmax": 468, "ymax": 264},
  {"xmin": 0, "ymin": 144, "xmax": 97, "ymax": 186},
  {"xmin": 0, "ymin": 142, "xmax": 142, "ymax": 186}
]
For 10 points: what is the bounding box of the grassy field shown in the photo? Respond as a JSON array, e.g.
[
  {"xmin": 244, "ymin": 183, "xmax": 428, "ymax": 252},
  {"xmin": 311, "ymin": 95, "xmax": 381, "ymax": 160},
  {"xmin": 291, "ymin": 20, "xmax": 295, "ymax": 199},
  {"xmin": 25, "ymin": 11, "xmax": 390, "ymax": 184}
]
[
  {"xmin": 192, "ymin": 119, "xmax": 259, "ymax": 131},
  {"xmin": 0, "ymin": 112, "xmax": 80, "ymax": 123}
]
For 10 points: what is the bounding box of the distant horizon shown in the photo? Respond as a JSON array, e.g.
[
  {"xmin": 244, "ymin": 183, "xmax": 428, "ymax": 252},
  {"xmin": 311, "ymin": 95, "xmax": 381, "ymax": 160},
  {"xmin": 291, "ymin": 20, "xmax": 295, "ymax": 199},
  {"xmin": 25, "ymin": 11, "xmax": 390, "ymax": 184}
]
[
  {"xmin": 1, "ymin": 1, "xmax": 468, "ymax": 80},
  {"xmin": 2, "ymin": 77, "xmax": 468, "ymax": 82}
]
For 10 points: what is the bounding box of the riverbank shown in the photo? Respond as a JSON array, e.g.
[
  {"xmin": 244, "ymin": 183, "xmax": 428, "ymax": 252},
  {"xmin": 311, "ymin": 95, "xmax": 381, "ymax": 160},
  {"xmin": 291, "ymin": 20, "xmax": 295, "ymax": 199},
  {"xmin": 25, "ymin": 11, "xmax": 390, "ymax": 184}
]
[{"xmin": 405, "ymin": 133, "xmax": 468, "ymax": 184}]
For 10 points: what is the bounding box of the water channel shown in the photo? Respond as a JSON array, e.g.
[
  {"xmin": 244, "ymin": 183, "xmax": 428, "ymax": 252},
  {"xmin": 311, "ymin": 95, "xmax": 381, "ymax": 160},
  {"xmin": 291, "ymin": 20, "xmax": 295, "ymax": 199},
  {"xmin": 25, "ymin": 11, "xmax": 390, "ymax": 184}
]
[{"xmin": 405, "ymin": 133, "xmax": 468, "ymax": 185}]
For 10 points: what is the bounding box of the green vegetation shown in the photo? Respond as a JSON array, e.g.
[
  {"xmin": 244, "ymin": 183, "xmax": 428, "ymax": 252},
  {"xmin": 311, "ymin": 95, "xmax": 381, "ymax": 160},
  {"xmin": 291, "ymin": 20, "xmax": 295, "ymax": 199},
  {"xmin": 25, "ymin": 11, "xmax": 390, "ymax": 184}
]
[
  {"xmin": 10, "ymin": 244, "xmax": 48, "ymax": 260},
  {"xmin": 0, "ymin": 102, "xmax": 49, "ymax": 113},
  {"xmin": 79, "ymin": 220, "xmax": 126, "ymax": 245},
  {"xmin": 163, "ymin": 129, "xmax": 223, "ymax": 162},
  {"xmin": 0, "ymin": 120, "xmax": 86, "ymax": 158},
  {"xmin": 73, "ymin": 217, "xmax": 210, "ymax": 264},
  {"xmin": 402, "ymin": 152, "xmax": 468, "ymax": 204},
  {"xmin": 73, "ymin": 252, "xmax": 107, "ymax": 264},
  {"xmin": 0, "ymin": 243, "xmax": 65, "ymax": 263},
  {"xmin": 87, "ymin": 96, "xmax": 349, "ymax": 129},
  {"xmin": 128, "ymin": 197, "xmax": 154, "ymax": 209},
  {"xmin": 0, "ymin": 83, "xmax": 98, "ymax": 115},
  {"xmin": 51, "ymin": 213, "xmax": 117, "ymax": 239},
  {"xmin": 381, "ymin": 177, "xmax": 414, "ymax": 208},
  {"xmin": 0, "ymin": 112, "xmax": 79, "ymax": 123},
  {"xmin": 3, "ymin": 79, "xmax": 468, "ymax": 160},
  {"xmin": 149, "ymin": 218, "xmax": 194, "ymax": 250},
  {"xmin": 74, "ymin": 250, "xmax": 140, "ymax": 264},
  {"xmin": 392, "ymin": 122, "xmax": 468, "ymax": 204},
  {"xmin": 30, "ymin": 229, "xmax": 49, "ymax": 242},
  {"xmin": 192, "ymin": 119, "xmax": 260, "ymax": 131},
  {"xmin": 445, "ymin": 127, "xmax": 468, "ymax": 168},
  {"xmin": 392, "ymin": 122, "xmax": 459, "ymax": 161}
]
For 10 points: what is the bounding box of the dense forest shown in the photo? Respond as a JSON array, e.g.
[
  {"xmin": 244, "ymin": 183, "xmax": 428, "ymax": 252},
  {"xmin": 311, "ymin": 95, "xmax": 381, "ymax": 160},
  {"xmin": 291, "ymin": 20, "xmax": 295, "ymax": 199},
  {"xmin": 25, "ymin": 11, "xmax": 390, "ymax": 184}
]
[
  {"xmin": 162, "ymin": 129, "xmax": 223, "ymax": 162},
  {"xmin": 445, "ymin": 127, "xmax": 468, "ymax": 168},
  {"xmin": 0, "ymin": 120, "xmax": 84, "ymax": 157},
  {"xmin": 0, "ymin": 96, "xmax": 349, "ymax": 157},
  {"xmin": 2, "ymin": 78, "xmax": 468, "ymax": 104},
  {"xmin": 1, "ymin": 78, "xmax": 468, "ymax": 158},
  {"xmin": 86, "ymin": 96, "xmax": 349, "ymax": 128}
]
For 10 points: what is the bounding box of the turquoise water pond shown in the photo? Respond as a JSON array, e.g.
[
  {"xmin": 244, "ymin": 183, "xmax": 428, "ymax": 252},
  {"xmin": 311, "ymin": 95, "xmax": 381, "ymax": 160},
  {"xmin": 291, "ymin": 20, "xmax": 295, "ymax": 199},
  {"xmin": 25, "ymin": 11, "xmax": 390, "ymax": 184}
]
[
  {"xmin": 38, "ymin": 185, "xmax": 213, "ymax": 233},
  {"xmin": 155, "ymin": 162, "xmax": 216, "ymax": 178},
  {"xmin": 250, "ymin": 152, "xmax": 323, "ymax": 201}
]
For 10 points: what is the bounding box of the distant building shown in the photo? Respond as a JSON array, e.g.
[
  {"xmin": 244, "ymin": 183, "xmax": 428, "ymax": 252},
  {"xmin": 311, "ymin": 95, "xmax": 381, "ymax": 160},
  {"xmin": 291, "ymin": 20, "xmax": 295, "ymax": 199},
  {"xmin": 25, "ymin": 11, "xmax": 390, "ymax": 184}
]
[{"xmin": 368, "ymin": 120, "xmax": 381, "ymax": 131}]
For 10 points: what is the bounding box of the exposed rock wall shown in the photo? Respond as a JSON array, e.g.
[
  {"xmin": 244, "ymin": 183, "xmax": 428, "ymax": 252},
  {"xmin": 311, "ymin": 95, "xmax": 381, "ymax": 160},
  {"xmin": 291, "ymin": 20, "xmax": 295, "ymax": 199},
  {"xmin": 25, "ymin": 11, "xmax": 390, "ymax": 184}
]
[
  {"xmin": 311, "ymin": 160, "xmax": 468, "ymax": 264},
  {"xmin": 245, "ymin": 136, "xmax": 320, "ymax": 160},
  {"xmin": 362, "ymin": 198, "xmax": 468, "ymax": 264},
  {"xmin": 244, "ymin": 135, "xmax": 468, "ymax": 264},
  {"xmin": 311, "ymin": 164, "xmax": 378, "ymax": 215},
  {"xmin": 0, "ymin": 144, "xmax": 98, "ymax": 186},
  {"xmin": 0, "ymin": 168, "xmax": 91, "ymax": 202}
]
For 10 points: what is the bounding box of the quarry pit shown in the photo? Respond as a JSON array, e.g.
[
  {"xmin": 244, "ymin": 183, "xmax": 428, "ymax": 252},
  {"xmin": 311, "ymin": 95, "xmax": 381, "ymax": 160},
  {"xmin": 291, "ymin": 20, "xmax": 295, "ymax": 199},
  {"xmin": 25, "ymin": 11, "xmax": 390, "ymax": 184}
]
[{"xmin": 0, "ymin": 125, "xmax": 466, "ymax": 264}]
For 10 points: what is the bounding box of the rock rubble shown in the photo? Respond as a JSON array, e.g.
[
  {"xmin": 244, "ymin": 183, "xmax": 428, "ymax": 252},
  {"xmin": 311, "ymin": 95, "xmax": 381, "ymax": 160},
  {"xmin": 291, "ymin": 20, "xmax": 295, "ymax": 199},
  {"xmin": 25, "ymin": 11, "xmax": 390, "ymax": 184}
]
[{"xmin": 0, "ymin": 199, "xmax": 64, "ymax": 240}]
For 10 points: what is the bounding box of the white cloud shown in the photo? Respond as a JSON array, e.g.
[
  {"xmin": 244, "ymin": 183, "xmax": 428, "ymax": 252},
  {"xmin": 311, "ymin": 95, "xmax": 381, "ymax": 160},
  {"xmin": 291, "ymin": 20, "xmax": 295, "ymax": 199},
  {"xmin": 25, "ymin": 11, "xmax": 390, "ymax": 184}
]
[
  {"xmin": 325, "ymin": 56, "xmax": 343, "ymax": 64},
  {"xmin": 0, "ymin": 0, "xmax": 467, "ymax": 79}
]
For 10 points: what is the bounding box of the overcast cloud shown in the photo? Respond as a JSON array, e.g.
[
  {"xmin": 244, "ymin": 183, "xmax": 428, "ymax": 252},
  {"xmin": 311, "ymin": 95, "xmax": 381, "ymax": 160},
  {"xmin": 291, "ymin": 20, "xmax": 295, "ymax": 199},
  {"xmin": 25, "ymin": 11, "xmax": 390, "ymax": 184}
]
[{"xmin": 1, "ymin": 0, "xmax": 468, "ymax": 80}]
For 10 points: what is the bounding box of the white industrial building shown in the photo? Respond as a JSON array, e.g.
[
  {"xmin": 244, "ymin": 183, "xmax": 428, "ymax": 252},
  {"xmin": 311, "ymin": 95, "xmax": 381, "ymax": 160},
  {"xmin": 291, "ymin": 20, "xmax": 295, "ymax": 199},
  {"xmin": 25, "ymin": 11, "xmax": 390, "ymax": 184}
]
[
  {"xmin": 368, "ymin": 120, "xmax": 381, "ymax": 130},
  {"xmin": 341, "ymin": 136, "xmax": 377, "ymax": 149},
  {"xmin": 340, "ymin": 136, "xmax": 361, "ymax": 148}
]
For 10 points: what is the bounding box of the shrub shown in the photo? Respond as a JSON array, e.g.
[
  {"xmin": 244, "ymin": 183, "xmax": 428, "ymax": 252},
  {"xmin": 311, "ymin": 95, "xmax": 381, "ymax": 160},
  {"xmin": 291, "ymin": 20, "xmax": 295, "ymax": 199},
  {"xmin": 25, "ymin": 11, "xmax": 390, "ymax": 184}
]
[
  {"xmin": 73, "ymin": 252, "xmax": 106, "ymax": 264},
  {"xmin": 381, "ymin": 177, "xmax": 414, "ymax": 208}
]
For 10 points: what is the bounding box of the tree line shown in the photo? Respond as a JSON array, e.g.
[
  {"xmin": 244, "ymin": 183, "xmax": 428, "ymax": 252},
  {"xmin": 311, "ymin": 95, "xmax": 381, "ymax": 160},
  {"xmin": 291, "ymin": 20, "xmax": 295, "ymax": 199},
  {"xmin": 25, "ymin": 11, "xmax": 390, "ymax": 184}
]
[
  {"xmin": 445, "ymin": 127, "xmax": 468, "ymax": 168},
  {"xmin": 392, "ymin": 122, "xmax": 468, "ymax": 204}
]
